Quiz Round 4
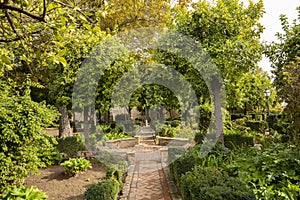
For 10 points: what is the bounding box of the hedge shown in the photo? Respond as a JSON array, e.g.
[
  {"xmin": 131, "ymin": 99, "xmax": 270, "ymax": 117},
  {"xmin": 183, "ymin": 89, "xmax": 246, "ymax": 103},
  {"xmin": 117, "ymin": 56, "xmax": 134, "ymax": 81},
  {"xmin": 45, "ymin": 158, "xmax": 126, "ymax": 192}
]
[
  {"xmin": 245, "ymin": 120, "xmax": 268, "ymax": 132},
  {"xmin": 83, "ymin": 162, "xmax": 127, "ymax": 200},
  {"xmin": 83, "ymin": 178, "xmax": 120, "ymax": 200},
  {"xmin": 180, "ymin": 166, "xmax": 255, "ymax": 200}
]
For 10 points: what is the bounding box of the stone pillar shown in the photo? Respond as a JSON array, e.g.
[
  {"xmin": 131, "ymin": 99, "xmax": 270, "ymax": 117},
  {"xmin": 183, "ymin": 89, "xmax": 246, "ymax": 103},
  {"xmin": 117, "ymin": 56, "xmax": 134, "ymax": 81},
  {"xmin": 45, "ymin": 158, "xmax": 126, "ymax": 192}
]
[
  {"xmin": 134, "ymin": 136, "xmax": 140, "ymax": 145},
  {"xmin": 160, "ymin": 146, "xmax": 169, "ymax": 164},
  {"xmin": 127, "ymin": 152, "xmax": 135, "ymax": 165}
]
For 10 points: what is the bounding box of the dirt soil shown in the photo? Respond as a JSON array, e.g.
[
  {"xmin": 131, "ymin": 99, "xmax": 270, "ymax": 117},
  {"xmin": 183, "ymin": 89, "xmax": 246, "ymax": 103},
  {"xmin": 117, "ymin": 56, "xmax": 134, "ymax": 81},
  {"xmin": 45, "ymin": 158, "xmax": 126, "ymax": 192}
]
[{"xmin": 24, "ymin": 161, "xmax": 106, "ymax": 200}]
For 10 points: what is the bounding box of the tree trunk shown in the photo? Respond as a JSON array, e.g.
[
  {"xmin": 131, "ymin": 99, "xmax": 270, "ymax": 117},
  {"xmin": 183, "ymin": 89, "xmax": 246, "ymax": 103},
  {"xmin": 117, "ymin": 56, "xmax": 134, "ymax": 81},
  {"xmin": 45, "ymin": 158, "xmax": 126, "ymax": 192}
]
[
  {"xmin": 58, "ymin": 106, "xmax": 71, "ymax": 138},
  {"xmin": 84, "ymin": 106, "xmax": 90, "ymax": 145},
  {"xmin": 211, "ymin": 77, "xmax": 224, "ymax": 146}
]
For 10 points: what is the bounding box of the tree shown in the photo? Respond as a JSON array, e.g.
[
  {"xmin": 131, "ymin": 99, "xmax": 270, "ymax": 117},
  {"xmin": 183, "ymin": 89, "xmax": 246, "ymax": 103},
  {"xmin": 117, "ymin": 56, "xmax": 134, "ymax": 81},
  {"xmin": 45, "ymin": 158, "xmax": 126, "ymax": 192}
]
[
  {"xmin": 154, "ymin": 0, "xmax": 265, "ymax": 144},
  {"xmin": 234, "ymin": 69, "xmax": 274, "ymax": 114},
  {"xmin": 266, "ymin": 7, "xmax": 300, "ymax": 144},
  {"xmin": 277, "ymin": 58, "xmax": 300, "ymax": 143},
  {"xmin": 0, "ymin": 0, "xmax": 107, "ymax": 137},
  {"xmin": 0, "ymin": 80, "xmax": 58, "ymax": 189},
  {"xmin": 266, "ymin": 7, "xmax": 300, "ymax": 90}
]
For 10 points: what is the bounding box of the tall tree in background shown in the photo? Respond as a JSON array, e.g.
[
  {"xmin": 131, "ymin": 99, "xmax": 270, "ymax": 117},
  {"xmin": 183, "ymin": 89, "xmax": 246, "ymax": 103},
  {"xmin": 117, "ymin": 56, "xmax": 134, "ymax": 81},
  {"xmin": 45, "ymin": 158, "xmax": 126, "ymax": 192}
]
[
  {"xmin": 156, "ymin": 0, "xmax": 265, "ymax": 143},
  {"xmin": 266, "ymin": 7, "xmax": 300, "ymax": 144}
]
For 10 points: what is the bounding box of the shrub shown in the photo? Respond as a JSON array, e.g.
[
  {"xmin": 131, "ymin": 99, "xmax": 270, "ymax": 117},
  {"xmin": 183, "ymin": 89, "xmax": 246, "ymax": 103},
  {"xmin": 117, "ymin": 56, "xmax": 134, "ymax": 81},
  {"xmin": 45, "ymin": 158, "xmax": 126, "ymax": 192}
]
[
  {"xmin": 34, "ymin": 134, "xmax": 62, "ymax": 168},
  {"xmin": 118, "ymin": 121, "xmax": 140, "ymax": 136},
  {"xmin": 230, "ymin": 114, "xmax": 245, "ymax": 121},
  {"xmin": 60, "ymin": 157, "xmax": 92, "ymax": 176},
  {"xmin": 83, "ymin": 178, "xmax": 120, "ymax": 200},
  {"xmin": 83, "ymin": 161, "xmax": 127, "ymax": 200},
  {"xmin": 0, "ymin": 83, "xmax": 59, "ymax": 190},
  {"xmin": 180, "ymin": 166, "xmax": 255, "ymax": 200},
  {"xmin": 227, "ymin": 144, "xmax": 300, "ymax": 199},
  {"xmin": 224, "ymin": 129, "xmax": 254, "ymax": 149},
  {"xmin": 245, "ymin": 120, "xmax": 268, "ymax": 132},
  {"xmin": 134, "ymin": 118, "xmax": 144, "ymax": 126},
  {"xmin": 158, "ymin": 124, "xmax": 177, "ymax": 137},
  {"xmin": 165, "ymin": 119, "xmax": 181, "ymax": 127},
  {"xmin": 170, "ymin": 146, "xmax": 200, "ymax": 185},
  {"xmin": 194, "ymin": 131, "xmax": 205, "ymax": 144},
  {"xmin": 106, "ymin": 167, "xmax": 123, "ymax": 187},
  {"xmin": 56, "ymin": 135, "xmax": 85, "ymax": 157},
  {"xmin": 0, "ymin": 186, "xmax": 48, "ymax": 200}
]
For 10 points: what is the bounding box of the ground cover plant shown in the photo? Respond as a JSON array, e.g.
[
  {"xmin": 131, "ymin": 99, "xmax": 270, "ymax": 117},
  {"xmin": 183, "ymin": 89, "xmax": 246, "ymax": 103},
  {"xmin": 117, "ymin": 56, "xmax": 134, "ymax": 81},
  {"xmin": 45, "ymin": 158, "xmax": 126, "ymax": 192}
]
[
  {"xmin": 60, "ymin": 157, "xmax": 92, "ymax": 176},
  {"xmin": 170, "ymin": 142, "xmax": 300, "ymax": 200}
]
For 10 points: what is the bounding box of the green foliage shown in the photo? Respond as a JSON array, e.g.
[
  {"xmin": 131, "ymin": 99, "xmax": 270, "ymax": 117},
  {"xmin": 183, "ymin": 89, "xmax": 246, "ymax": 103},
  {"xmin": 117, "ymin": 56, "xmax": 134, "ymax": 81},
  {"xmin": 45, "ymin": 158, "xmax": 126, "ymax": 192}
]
[
  {"xmin": 226, "ymin": 143, "xmax": 300, "ymax": 199},
  {"xmin": 83, "ymin": 178, "xmax": 120, "ymax": 200},
  {"xmin": 235, "ymin": 71, "xmax": 274, "ymax": 112},
  {"xmin": 174, "ymin": 0, "xmax": 264, "ymax": 110},
  {"xmin": 60, "ymin": 157, "xmax": 92, "ymax": 176},
  {"xmin": 266, "ymin": 7, "xmax": 300, "ymax": 144},
  {"xmin": 56, "ymin": 135, "xmax": 85, "ymax": 157},
  {"xmin": 223, "ymin": 128, "xmax": 254, "ymax": 149},
  {"xmin": 157, "ymin": 124, "xmax": 177, "ymax": 137},
  {"xmin": 194, "ymin": 128, "xmax": 254, "ymax": 149},
  {"xmin": 34, "ymin": 134, "xmax": 62, "ymax": 168},
  {"xmin": 171, "ymin": 142, "xmax": 300, "ymax": 199},
  {"xmin": 180, "ymin": 166, "xmax": 255, "ymax": 200},
  {"xmin": 83, "ymin": 161, "xmax": 127, "ymax": 200},
  {"xmin": 245, "ymin": 120, "xmax": 268, "ymax": 133},
  {"xmin": 0, "ymin": 186, "xmax": 48, "ymax": 200},
  {"xmin": 104, "ymin": 132, "xmax": 132, "ymax": 140},
  {"xmin": 0, "ymin": 82, "xmax": 58, "ymax": 189}
]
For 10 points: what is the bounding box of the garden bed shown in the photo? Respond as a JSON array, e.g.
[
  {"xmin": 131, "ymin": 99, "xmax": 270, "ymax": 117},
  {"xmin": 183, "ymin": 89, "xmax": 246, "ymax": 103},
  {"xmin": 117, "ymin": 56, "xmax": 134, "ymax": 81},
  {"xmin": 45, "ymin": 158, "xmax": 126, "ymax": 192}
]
[{"xmin": 24, "ymin": 161, "xmax": 106, "ymax": 200}]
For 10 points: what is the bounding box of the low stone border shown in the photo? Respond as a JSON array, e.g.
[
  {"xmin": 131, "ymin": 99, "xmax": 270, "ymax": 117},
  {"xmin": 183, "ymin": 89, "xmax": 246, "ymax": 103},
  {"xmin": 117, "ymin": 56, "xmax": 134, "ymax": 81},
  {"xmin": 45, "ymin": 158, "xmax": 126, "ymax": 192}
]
[{"xmin": 162, "ymin": 164, "xmax": 182, "ymax": 200}]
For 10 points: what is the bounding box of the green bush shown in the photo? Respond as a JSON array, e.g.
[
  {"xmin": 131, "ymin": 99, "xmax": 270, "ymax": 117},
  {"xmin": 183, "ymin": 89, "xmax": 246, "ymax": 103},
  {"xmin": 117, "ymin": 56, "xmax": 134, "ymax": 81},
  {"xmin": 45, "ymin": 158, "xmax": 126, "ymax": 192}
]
[
  {"xmin": 165, "ymin": 119, "xmax": 181, "ymax": 127},
  {"xmin": 245, "ymin": 120, "xmax": 268, "ymax": 132},
  {"xmin": 180, "ymin": 166, "xmax": 255, "ymax": 200},
  {"xmin": 34, "ymin": 134, "xmax": 62, "ymax": 168},
  {"xmin": 158, "ymin": 124, "xmax": 177, "ymax": 137},
  {"xmin": 224, "ymin": 129, "xmax": 254, "ymax": 149},
  {"xmin": 83, "ymin": 161, "xmax": 127, "ymax": 200},
  {"xmin": 134, "ymin": 118, "xmax": 144, "ymax": 126},
  {"xmin": 56, "ymin": 135, "xmax": 85, "ymax": 157},
  {"xmin": 106, "ymin": 167, "xmax": 123, "ymax": 187},
  {"xmin": 60, "ymin": 157, "xmax": 92, "ymax": 176},
  {"xmin": 0, "ymin": 83, "xmax": 59, "ymax": 190},
  {"xmin": 170, "ymin": 146, "xmax": 200, "ymax": 185},
  {"xmin": 0, "ymin": 186, "xmax": 48, "ymax": 200},
  {"xmin": 119, "ymin": 121, "xmax": 140, "ymax": 136},
  {"xmin": 83, "ymin": 178, "xmax": 120, "ymax": 200},
  {"xmin": 230, "ymin": 114, "xmax": 245, "ymax": 121},
  {"xmin": 226, "ymin": 144, "xmax": 300, "ymax": 199}
]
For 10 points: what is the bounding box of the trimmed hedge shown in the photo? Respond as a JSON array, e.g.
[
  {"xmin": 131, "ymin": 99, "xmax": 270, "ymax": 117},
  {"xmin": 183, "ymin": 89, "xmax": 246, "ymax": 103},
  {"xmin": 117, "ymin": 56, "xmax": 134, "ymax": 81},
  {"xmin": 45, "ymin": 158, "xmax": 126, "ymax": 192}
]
[
  {"xmin": 245, "ymin": 120, "xmax": 268, "ymax": 132},
  {"xmin": 180, "ymin": 166, "xmax": 255, "ymax": 200},
  {"xmin": 194, "ymin": 131, "xmax": 254, "ymax": 149},
  {"xmin": 83, "ymin": 178, "xmax": 120, "ymax": 200},
  {"xmin": 83, "ymin": 162, "xmax": 127, "ymax": 200},
  {"xmin": 224, "ymin": 133, "xmax": 254, "ymax": 149}
]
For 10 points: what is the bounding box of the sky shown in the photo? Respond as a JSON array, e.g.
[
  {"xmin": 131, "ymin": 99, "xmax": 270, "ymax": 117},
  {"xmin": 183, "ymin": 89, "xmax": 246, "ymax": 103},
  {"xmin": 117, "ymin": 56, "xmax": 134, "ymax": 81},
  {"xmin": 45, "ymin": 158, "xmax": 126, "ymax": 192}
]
[{"xmin": 254, "ymin": 0, "xmax": 299, "ymax": 74}]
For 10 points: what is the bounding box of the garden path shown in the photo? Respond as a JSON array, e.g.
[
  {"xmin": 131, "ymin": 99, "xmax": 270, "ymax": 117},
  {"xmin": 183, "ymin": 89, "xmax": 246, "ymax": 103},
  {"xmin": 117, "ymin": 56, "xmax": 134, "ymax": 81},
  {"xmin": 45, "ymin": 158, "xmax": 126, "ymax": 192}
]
[{"xmin": 122, "ymin": 127, "xmax": 174, "ymax": 200}]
